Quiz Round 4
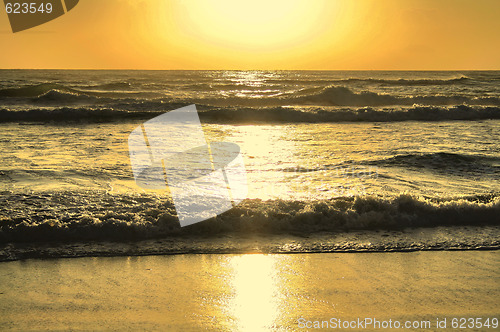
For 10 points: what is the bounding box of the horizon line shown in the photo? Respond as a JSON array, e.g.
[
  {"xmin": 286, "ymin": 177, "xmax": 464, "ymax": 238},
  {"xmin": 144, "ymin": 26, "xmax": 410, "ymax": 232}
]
[{"xmin": 1, "ymin": 68, "xmax": 499, "ymax": 71}]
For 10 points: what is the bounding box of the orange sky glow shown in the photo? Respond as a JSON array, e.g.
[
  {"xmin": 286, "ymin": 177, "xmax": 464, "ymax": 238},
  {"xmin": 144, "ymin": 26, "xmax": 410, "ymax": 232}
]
[{"xmin": 1, "ymin": 0, "xmax": 499, "ymax": 70}]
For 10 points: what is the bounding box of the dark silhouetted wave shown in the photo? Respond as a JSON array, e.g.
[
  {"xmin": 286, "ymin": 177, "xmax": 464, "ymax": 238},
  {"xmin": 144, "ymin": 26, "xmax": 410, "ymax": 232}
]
[
  {"xmin": 0, "ymin": 83, "xmax": 161, "ymax": 103},
  {"xmin": 1, "ymin": 105, "xmax": 500, "ymax": 123},
  {"xmin": 200, "ymin": 105, "xmax": 500, "ymax": 122},
  {"xmin": 339, "ymin": 76, "xmax": 470, "ymax": 85},
  {"xmin": 270, "ymin": 76, "xmax": 471, "ymax": 86},
  {"xmin": 0, "ymin": 83, "xmax": 77, "ymax": 97},
  {"xmin": 0, "ymin": 192, "xmax": 498, "ymax": 246},
  {"xmin": 291, "ymin": 86, "xmax": 500, "ymax": 106},
  {"xmin": 366, "ymin": 152, "xmax": 500, "ymax": 169}
]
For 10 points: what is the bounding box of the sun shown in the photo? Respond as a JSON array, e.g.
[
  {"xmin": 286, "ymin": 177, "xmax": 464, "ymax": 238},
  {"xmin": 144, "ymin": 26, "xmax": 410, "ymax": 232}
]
[
  {"xmin": 169, "ymin": 0, "xmax": 336, "ymax": 52},
  {"xmin": 135, "ymin": 0, "xmax": 356, "ymax": 68}
]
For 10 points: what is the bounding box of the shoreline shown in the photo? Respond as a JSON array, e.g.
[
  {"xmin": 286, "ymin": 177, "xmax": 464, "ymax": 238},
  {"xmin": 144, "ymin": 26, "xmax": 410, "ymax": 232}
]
[{"xmin": 2, "ymin": 225, "xmax": 499, "ymax": 262}]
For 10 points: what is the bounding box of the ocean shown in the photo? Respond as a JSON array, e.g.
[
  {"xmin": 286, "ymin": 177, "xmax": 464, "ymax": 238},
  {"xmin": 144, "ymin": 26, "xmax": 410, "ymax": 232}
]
[{"xmin": 0, "ymin": 70, "xmax": 499, "ymax": 261}]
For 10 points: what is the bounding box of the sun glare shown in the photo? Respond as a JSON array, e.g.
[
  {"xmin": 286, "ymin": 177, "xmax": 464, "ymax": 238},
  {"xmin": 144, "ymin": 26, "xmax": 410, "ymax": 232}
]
[
  {"xmin": 170, "ymin": 0, "xmax": 334, "ymax": 51},
  {"xmin": 228, "ymin": 255, "xmax": 280, "ymax": 330}
]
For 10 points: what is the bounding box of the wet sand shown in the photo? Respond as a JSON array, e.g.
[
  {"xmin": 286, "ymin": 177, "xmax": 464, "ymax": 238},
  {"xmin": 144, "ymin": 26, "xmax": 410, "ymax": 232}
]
[{"xmin": 0, "ymin": 251, "xmax": 499, "ymax": 331}]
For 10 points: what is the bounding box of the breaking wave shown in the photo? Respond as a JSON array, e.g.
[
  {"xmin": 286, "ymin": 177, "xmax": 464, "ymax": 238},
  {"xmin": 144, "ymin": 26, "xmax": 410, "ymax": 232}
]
[
  {"xmin": 0, "ymin": 191, "xmax": 498, "ymax": 244},
  {"xmin": 1, "ymin": 105, "xmax": 500, "ymax": 123},
  {"xmin": 0, "ymin": 107, "xmax": 151, "ymax": 122},
  {"xmin": 200, "ymin": 105, "xmax": 500, "ymax": 122}
]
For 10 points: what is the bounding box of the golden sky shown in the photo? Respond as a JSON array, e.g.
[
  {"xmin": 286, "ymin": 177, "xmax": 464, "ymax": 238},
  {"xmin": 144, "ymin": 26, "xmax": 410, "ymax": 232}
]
[{"xmin": 1, "ymin": 0, "xmax": 499, "ymax": 70}]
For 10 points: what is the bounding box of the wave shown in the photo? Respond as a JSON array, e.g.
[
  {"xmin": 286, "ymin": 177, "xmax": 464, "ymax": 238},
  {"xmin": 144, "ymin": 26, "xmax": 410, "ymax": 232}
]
[
  {"xmin": 365, "ymin": 152, "xmax": 500, "ymax": 172},
  {"xmin": 276, "ymin": 152, "xmax": 500, "ymax": 177},
  {"xmin": 1, "ymin": 105, "xmax": 500, "ymax": 123},
  {"xmin": 0, "ymin": 83, "xmax": 78, "ymax": 98},
  {"xmin": 33, "ymin": 90, "xmax": 98, "ymax": 104},
  {"xmin": 0, "ymin": 107, "xmax": 156, "ymax": 122},
  {"xmin": 4, "ymin": 82, "xmax": 500, "ymax": 108},
  {"xmin": 182, "ymin": 86, "xmax": 500, "ymax": 108},
  {"xmin": 334, "ymin": 76, "xmax": 471, "ymax": 86},
  {"xmin": 0, "ymin": 83, "xmax": 161, "ymax": 103},
  {"xmin": 0, "ymin": 192, "xmax": 498, "ymax": 245},
  {"xmin": 269, "ymin": 76, "xmax": 471, "ymax": 86},
  {"xmin": 292, "ymin": 86, "xmax": 500, "ymax": 107},
  {"xmin": 0, "ymin": 83, "xmax": 133, "ymax": 98},
  {"xmin": 200, "ymin": 105, "xmax": 500, "ymax": 123}
]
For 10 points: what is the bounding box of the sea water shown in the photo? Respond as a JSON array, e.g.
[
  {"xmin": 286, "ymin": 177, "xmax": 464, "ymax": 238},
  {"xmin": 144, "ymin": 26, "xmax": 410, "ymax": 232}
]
[{"xmin": 0, "ymin": 70, "xmax": 499, "ymax": 259}]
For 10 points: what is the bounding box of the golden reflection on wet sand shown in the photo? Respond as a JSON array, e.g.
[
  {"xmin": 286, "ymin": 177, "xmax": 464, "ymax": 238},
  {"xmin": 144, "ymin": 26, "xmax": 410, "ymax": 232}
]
[
  {"xmin": 0, "ymin": 252, "xmax": 498, "ymax": 330},
  {"xmin": 228, "ymin": 255, "xmax": 280, "ymax": 331}
]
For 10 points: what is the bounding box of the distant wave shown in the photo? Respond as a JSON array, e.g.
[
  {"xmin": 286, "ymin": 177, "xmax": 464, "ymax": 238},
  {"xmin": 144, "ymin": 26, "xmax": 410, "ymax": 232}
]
[
  {"xmin": 271, "ymin": 76, "xmax": 470, "ymax": 86},
  {"xmin": 125, "ymin": 76, "xmax": 471, "ymax": 92},
  {"xmin": 0, "ymin": 83, "xmax": 77, "ymax": 98},
  {"xmin": 33, "ymin": 89, "xmax": 98, "ymax": 104},
  {"xmin": 332, "ymin": 76, "xmax": 471, "ymax": 86},
  {"xmin": 3, "ymin": 83, "xmax": 500, "ymax": 108},
  {"xmin": 0, "ymin": 192, "xmax": 498, "ymax": 245},
  {"xmin": 188, "ymin": 86, "xmax": 500, "ymax": 108},
  {"xmin": 0, "ymin": 83, "xmax": 132, "ymax": 98},
  {"xmin": 1, "ymin": 105, "xmax": 500, "ymax": 123},
  {"xmin": 292, "ymin": 86, "xmax": 500, "ymax": 107},
  {"xmin": 0, "ymin": 83, "xmax": 161, "ymax": 103}
]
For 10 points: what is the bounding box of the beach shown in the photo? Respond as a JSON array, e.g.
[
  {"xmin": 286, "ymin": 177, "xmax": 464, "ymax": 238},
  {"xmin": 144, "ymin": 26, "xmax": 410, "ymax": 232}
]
[
  {"xmin": 1, "ymin": 251, "xmax": 498, "ymax": 331},
  {"xmin": 0, "ymin": 70, "xmax": 499, "ymax": 330},
  {"xmin": 1, "ymin": 0, "xmax": 499, "ymax": 328}
]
